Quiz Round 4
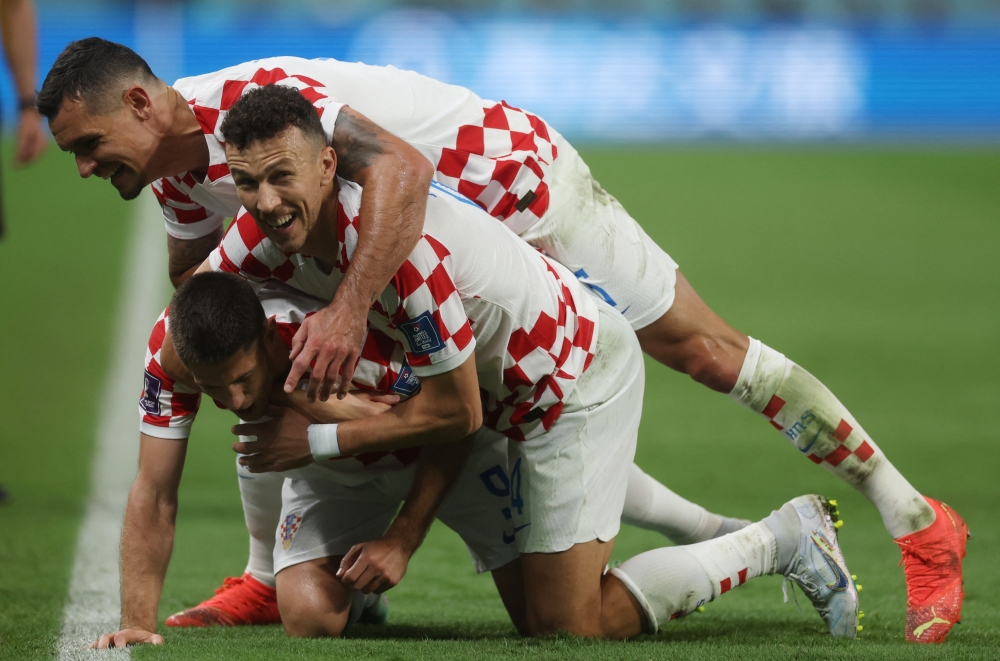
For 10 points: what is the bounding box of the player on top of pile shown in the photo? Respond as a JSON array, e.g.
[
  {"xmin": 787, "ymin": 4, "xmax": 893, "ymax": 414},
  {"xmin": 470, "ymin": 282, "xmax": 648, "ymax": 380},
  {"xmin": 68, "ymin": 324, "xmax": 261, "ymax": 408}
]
[{"xmin": 39, "ymin": 38, "xmax": 966, "ymax": 643}]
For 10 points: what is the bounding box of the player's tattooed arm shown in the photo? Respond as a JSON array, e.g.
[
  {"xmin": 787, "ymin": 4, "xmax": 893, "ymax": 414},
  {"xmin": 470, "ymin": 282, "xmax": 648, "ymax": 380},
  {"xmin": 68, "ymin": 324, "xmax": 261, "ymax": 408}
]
[
  {"xmin": 166, "ymin": 228, "xmax": 223, "ymax": 289},
  {"xmin": 286, "ymin": 108, "xmax": 433, "ymax": 402}
]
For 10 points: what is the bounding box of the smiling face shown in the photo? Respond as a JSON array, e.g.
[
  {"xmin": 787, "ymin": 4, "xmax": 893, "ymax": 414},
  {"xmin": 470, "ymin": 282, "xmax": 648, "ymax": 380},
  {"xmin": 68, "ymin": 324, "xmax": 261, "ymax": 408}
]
[
  {"xmin": 188, "ymin": 337, "xmax": 275, "ymax": 422},
  {"xmin": 226, "ymin": 127, "xmax": 337, "ymax": 254},
  {"xmin": 48, "ymin": 90, "xmax": 159, "ymax": 200}
]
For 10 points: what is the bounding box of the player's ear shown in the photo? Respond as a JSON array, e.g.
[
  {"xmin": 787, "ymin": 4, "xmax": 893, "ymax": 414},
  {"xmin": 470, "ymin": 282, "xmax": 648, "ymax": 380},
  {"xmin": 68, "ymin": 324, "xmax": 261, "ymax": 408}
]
[
  {"xmin": 123, "ymin": 85, "xmax": 154, "ymax": 120},
  {"xmin": 319, "ymin": 144, "xmax": 337, "ymax": 185}
]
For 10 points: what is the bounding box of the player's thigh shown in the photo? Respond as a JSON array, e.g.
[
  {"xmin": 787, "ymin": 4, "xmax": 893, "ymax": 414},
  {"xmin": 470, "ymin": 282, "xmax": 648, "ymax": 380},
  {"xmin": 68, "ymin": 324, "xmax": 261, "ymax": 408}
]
[
  {"xmin": 520, "ymin": 539, "xmax": 615, "ymax": 636},
  {"xmin": 435, "ymin": 428, "xmax": 520, "ymax": 575},
  {"xmin": 523, "ymin": 135, "xmax": 679, "ymax": 330},
  {"xmin": 275, "ymin": 555, "xmax": 351, "ymax": 636}
]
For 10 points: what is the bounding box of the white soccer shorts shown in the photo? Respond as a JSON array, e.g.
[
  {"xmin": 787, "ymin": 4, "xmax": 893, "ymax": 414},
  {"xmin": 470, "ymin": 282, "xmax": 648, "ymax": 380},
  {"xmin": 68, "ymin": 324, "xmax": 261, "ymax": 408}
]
[
  {"xmin": 273, "ymin": 428, "xmax": 520, "ymax": 575},
  {"xmin": 504, "ymin": 302, "xmax": 645, "ymax": 554},
  {"xmin": 520, "ymin": 134, "xmax": 680, "ymax": 331}
]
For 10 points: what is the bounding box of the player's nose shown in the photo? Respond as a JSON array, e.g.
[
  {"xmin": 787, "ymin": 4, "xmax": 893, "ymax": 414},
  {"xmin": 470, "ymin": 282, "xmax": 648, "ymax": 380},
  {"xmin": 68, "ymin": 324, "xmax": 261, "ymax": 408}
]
[
  {"xmin": 76, "ymin": 155, "xmax": 98, "ymax": 178},
  {"xmin": 257, "ymin": 184, "xmax": 281, "ymax": 213}
]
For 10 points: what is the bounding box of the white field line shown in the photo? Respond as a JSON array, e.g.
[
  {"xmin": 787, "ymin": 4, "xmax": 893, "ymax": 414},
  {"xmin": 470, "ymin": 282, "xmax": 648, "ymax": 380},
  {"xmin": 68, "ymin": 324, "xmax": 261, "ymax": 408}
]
[{"xmin": 57, "ymin": 191, "xmax": 166, "ymax": 659}]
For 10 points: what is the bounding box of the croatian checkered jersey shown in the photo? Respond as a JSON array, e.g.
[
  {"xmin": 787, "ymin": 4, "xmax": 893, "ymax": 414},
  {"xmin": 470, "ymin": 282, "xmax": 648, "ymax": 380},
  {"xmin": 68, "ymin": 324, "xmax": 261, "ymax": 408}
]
[
  {"xmin": 210, "ymin": 179, "xmax": 599, "ymax": 442},
  {"xmin": 154, "ymin": 56, "xmax": 558, "ymax": 240},
  {"xmin": 138, "ymin": 285, "xmax": 423, "ymax": 477}
]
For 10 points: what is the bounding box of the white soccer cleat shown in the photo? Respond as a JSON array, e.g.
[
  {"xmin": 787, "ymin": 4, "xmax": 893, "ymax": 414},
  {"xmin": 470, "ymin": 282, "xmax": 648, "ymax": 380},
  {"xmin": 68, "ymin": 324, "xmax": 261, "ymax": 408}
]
[{"xmin": 781, "ymin": 495, "xmax": 860, "ymax": 638}]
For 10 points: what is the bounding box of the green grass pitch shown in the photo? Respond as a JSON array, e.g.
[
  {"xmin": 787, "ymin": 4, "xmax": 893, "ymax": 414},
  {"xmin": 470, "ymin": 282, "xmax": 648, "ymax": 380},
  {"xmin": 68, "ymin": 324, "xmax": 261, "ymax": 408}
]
[{"xmin": 1, "ymin": 145, "xmax": 997, "ymax": 660}]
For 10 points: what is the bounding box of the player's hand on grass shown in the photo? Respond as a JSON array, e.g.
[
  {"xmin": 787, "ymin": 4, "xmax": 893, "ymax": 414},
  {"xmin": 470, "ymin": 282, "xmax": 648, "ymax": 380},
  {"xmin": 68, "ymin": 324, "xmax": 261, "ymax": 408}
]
[
  {"xmin": 337, "ymin": 537, "xmax": 412, "ymax": 594},
  {"xmin": 91, "ymin": 629, "xmax": 164, "ymax": 649},
  {"xmin": 285, "ymin": 296, "xmax": 368, "ymax": 403},
  {"xmin": 232, "ymin": 407, "xmax": 313, "ymax": 473}
]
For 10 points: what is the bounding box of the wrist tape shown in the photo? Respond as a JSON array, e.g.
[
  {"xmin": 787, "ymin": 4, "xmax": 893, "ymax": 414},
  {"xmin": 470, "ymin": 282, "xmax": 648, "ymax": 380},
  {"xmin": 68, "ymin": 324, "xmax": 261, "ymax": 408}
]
[{"xmin": 307, "ymin": 423, "xmax": 341, "ymax": 460}]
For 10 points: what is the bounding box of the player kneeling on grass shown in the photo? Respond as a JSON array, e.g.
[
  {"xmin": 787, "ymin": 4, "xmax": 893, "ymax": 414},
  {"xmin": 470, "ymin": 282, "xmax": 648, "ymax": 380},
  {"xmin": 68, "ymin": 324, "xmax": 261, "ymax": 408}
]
[
  {"xmin": 93, "ymin": 275, "xmax": 533, "ymax": 649},
  {"xmin": 200, "ymin": 84, "xmax": 862, "ymax": 640},
  {"xmin": 93, "ymin": 269, "xmax": 748, "ymax": 648}
]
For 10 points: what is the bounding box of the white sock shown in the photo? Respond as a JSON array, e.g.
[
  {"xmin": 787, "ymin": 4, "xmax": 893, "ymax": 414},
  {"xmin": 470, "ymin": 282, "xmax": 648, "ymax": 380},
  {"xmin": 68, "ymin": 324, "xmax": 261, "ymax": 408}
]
[
  {"xmin": 728, "ymin": 338, "xmax": 934, "ymax": 539},
  {"xmin": 623, "ymin": 464, "xmax": 724, "ymax": 544},
  {"xmin": 613, "ymin": 521, "xmax": 777, "ymax": 632},
  {"xmin": 236, "ymin": 455, "xmax": 284, "ymax": 588}
]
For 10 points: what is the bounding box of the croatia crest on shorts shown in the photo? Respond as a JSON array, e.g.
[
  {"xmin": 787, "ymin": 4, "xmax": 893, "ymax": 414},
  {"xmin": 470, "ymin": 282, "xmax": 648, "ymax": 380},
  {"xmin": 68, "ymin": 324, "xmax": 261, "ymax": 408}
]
[{"xmin": 280, "ymin": 513, "xmax": 302, "ymax": 551}]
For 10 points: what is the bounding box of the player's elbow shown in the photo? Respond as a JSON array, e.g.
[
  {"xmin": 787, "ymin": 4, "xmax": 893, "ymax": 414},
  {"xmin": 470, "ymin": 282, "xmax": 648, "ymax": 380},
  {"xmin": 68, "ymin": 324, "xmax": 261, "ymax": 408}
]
[{"xmin": 453, "ymin": 399, "xmax": 482, "ymax": 438}]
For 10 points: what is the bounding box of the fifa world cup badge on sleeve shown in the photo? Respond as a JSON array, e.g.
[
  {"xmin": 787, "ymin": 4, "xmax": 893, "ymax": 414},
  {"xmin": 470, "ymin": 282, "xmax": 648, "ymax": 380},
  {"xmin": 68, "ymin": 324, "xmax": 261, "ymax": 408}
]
[
  {"xmin": 140, "ymin": 370, "xmax": 162, "ymax": 415},
  {"xmin": 392, "ymin": 360, "xmax": 421, "ymax": 396},
  {"xmin": 400, "ymin": 311, "xmax": 444, "ymax": 356},
  {"xmin": 280, "ymin": 513, "xmax": 303, "ymax": 551}
]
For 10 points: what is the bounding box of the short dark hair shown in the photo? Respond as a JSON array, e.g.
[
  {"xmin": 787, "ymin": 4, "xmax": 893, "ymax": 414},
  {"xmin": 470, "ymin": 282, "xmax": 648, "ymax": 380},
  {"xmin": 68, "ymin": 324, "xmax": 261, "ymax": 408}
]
[
  {"xmin": 37, "ymin": 37, "xmax": 158, "ymax": 119},
  {"xmin": 169, "ymin": 272, "xmax": 266, "ymax": 366},
  {"xmin": 220, "ymin": 84, "xmax": 327, "ymax": 152}
]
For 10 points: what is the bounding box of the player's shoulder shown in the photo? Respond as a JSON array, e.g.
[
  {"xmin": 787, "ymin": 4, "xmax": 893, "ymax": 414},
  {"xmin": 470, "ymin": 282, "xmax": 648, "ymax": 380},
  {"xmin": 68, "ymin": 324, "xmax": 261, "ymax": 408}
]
[
  {"xmin": 173, "ymin": 57, "xmax": 346, "ymax": 97},
  {"xmin": 146, "ymin": 308, "xmax": 196, "ymax": 390}
]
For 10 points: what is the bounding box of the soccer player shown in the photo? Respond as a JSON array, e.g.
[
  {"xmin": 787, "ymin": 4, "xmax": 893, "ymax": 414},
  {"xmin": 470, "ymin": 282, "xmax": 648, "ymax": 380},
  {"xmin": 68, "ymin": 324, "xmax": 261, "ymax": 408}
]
[
  {"xmin": 39, "ymin": 39, "xmax": 965, "ymax": 642},
  {"xmin": 95, "ymin": 271, "xmax": 831, "ymax": 648},
  {"xmin": 190, "ymin": 84, "xmax": 862, "ymax": 642},
  {"xmin": 94, "ymin": 276, "xmax": 521, "ymax": 648}
]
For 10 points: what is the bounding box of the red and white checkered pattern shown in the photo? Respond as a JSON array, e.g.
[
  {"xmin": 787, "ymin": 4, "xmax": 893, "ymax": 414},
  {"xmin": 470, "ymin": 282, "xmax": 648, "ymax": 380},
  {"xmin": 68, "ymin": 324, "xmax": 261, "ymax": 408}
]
[
  {"xmin": 139, "ymin": 310, "xmax": 202, "ymax": 439},
  {"xmin": 435, "ymin": 101, "xmax": 557, "ymax": 235},
  {"xmin": 762, "ymin": 395, "xmax": 876, "ymax": 468},
  {"xmin": 138, "ymin": 287, "xmax": 418, "ymax": 473},
  {"xmin": 210, "ymin": 178, "xmax": 599, "ymax": 442},
  {"xmin": 158, "ymin": 57, "xmax": 559, "ymax": 240}
]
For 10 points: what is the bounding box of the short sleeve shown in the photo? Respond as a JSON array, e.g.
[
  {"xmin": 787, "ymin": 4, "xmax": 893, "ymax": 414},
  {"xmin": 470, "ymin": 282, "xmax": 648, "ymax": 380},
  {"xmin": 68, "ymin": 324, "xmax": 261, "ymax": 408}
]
[
  {"xmin": 139, "ymin": 311, "xmax": 201, "ymax": 439},
  {"xmin": 388, "ymin": 235, "xmax": 475, "ymax": 377}
]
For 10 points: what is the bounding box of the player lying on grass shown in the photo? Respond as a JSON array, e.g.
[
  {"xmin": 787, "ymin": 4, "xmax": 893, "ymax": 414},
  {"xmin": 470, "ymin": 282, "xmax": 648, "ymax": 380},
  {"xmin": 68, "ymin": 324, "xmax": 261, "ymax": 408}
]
[
  {"xmin": 40, "ymin": 39, "xmax": 966, "ymax": 643},
  {"xmin": 175, "ymin": 84, "xmax": 861, "ymax": 642}
]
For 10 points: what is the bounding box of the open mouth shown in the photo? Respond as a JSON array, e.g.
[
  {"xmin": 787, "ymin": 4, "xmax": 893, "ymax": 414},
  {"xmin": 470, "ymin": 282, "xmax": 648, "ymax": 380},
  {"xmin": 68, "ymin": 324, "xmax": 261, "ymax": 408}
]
[
  {"xmin": 108, "ymin": 163, "xmax": 126, "ymax": 183},
  {"xmin": 266, "ymin": 212, "xmax": 296, "ymax": 231}
]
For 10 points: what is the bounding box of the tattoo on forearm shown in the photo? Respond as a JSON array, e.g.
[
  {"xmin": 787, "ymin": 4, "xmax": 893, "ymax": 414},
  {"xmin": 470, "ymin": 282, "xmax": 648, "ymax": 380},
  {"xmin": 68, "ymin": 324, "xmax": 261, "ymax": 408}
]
[
  {"xmin": 332, "ymin": 110, "xmax": 387, "ymax": 180},
  {"xmin": 167, "ymin": 228, "xmax": 223, "ymax": 284}
]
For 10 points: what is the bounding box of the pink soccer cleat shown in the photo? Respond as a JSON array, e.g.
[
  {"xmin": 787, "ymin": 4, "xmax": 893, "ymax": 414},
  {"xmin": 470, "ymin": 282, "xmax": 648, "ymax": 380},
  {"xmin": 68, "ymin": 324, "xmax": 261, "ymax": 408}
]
[{"xmin": 895, "ymin": 497, "xmax": 969, "ymax": 644}]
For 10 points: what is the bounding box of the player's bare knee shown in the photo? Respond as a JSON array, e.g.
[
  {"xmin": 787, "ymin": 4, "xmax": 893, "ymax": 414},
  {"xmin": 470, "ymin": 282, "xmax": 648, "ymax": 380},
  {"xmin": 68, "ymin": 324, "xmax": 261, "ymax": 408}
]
[
  {"xmin": 525, "ymin": 607, "xmax": 601, "ymax": 638},
  {"xmin": 280, "ymin": 605, "xmax": 345, "ymax": 639}
]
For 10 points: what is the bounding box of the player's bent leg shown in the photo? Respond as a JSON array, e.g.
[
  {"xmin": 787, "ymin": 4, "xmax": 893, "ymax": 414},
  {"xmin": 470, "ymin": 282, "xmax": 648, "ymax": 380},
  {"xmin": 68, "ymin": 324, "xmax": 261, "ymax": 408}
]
[
  {"xmin": 637, "ymin": 269, "xmax": 963, "ymax": 641},
  {"xmin": 633, "ymin": 270, "xmax": 748, "ymax": 393},
  {"xmin": 275, "ymin": 556, "xmax": 351, "ymax": 637},
  {"xmin": 490, "ymin": 559, "xmax": 529, "ymax": 636},
  {"xmin": 612, "ymin": 494, "xmax": 859, "ymax": 638},
  {"xmin": 520, "ymin": 539, "xmax": 645, "ymax": 638},
  {"xmin": 623, "ymin": 463, "xmax": 751, "ymax": 544},
  {"xmin": 238, "ymin": 458, "xmax": 285, "ymax": 588},
  {"xmin": 164, "ymin": 457, "xmax": 283, "ymax": 628}
]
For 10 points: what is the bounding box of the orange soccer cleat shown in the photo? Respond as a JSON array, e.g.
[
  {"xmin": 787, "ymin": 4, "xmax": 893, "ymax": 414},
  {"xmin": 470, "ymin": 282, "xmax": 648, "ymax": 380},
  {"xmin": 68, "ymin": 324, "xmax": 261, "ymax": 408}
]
[
  {"xmin": 895, "ymin": 497, "xmax": 969, "ymax": 644},
  {"xmin": 165, "ymin": 573, "xmax": 281, "ymax": 627}
]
